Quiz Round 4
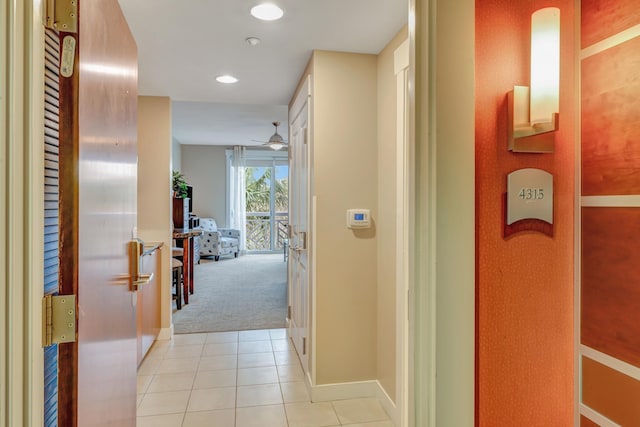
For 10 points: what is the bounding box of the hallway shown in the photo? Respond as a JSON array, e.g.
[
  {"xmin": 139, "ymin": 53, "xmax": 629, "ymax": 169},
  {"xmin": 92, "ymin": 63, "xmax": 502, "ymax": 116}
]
[{"xmin": 136, "ymin": 329, "xmax": 392, "ymax": 427}]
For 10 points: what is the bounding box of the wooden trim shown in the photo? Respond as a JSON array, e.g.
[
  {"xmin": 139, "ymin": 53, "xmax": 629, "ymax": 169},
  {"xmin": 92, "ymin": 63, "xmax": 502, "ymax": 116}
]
[{"xmin": 57, "ymin": 27, "xmax": 79, "ymax": 427}]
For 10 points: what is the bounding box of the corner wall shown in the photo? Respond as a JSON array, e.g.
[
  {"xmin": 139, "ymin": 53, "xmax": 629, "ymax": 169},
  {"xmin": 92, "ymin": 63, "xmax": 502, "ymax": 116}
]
[
  {"xmin": 137, "ymin": 96, "xmax": 173, "ymax": 336},
  {"xmin": 475, "ymin": 1, "xmax": 575, "ymax": 425},
  {"xmin": 312, "ymin": 50, "xmax": 379, "ymax": 384}
]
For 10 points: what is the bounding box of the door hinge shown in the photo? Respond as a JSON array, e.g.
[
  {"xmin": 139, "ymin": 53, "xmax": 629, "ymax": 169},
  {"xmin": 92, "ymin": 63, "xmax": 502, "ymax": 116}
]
[
  {"xmin": 45, "ymin": 0, "xmax": 78, "ymax": 33},
  {"xmin": 302, "ymin": 337, "xmax": 307, "ymax": 355},
  {"xmin": 42, "ymin": 294, "xmax": 77, "ymax": 347},
  {"xmin": 287, "ymin": 305, "xmax": 292, "ymax": 320},
  {"xmin": 304, "ymin": 128, "xmax": 308, "ymax": 145}
]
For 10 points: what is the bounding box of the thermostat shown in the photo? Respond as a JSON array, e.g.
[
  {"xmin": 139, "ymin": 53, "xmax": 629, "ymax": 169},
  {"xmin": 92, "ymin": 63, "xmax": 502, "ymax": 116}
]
[{"xmin": 346, "ymin": 209, "xmax": 371, "ymax": 229}]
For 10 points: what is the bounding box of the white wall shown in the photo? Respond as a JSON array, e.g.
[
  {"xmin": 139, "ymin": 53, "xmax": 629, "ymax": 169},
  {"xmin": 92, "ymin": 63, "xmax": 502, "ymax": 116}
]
[
  {"xmin": 172, "ymin": 137, "xmax": 181, "ymax": 172},
  {"xmin": 180, "ymin": 145, "xmax": 228, "ymax": 224}
]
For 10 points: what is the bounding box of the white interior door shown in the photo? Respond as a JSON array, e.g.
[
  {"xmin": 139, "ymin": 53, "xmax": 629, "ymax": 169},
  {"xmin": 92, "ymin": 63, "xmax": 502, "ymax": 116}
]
[{"xmin": 288, "ymin": 78, "xmax": 311, "ymax": 374}]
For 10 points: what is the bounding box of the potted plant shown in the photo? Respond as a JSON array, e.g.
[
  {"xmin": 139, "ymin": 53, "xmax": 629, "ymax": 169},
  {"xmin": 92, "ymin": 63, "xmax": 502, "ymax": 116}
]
[
  {"xmin": 172, "ymin": 170, "xmax": 189, "ymax": 198},
  {"xmin": 172, "ymin": 171, "xmax": 190, "ymax": 229}
]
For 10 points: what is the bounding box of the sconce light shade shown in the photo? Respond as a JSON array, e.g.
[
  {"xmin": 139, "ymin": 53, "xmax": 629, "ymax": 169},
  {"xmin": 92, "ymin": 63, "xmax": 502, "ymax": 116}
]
[
  {"xmin": 530, "ymin": 8, "xmax": 560, "ymax": 125},
  {"xmin": 508, "ymin": 7, "xmax": 560, "ymax": 152}
]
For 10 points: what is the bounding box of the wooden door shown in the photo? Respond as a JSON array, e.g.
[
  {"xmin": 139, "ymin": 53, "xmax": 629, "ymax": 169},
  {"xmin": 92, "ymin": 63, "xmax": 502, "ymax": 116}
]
[
  {"xmin": 57, "ymin": 0, "xmax": 139, "ymax": 425},
  {"xmin": 288, "ymin": 77, "xmax": 311, "ymax": 373}
]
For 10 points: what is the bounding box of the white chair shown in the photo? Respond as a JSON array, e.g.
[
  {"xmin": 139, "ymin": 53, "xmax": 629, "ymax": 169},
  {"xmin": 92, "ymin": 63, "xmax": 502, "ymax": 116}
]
[{"xmin": 198, "ymin": 218, "xmax": 240, "ymax": 261}]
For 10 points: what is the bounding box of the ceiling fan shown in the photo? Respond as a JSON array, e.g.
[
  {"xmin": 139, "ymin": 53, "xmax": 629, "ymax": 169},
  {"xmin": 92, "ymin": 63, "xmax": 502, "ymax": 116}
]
[{"xmin": 253, "ymin": 121, "xmax": 288, "ymax": 150}]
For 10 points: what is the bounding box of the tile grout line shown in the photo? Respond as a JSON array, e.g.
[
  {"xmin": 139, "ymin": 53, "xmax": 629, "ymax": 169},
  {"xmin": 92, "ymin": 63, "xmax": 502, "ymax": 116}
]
[
  {"xmin": 235, "ymin": 333, "xmax": 240, "ymax": 427},
  {"xmin": 180, "ymin": 341, "xmax": 201, "ymax": 426},
  {"xmin": 274, "ymin": 335, "xmax": 291, "ymax": 427}
]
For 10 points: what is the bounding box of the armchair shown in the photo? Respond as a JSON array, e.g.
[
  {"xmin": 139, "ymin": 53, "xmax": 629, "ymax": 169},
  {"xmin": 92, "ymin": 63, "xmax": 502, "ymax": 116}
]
[{"xmin": 198, "ymin": 218, "xmax": 240, "ymax": 261}]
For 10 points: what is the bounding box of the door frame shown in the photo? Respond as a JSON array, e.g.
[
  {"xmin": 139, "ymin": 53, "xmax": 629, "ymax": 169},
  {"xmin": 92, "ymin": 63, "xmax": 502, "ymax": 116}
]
[
  {"xmin": 1, "ymin": 0, "xmax": 46, "ymax": 425},
  {"xmin": 395, "ymin": 37, "xmax": 411, "ymax": 427},
  {"xmin": 411, "ymin": 0, "xmax": 476, "ymax": 426}
]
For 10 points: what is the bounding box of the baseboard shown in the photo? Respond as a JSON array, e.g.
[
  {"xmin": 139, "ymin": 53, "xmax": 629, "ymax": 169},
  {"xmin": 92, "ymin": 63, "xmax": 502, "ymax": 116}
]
[
  {"xmin": 308, "ymin": 378, "xmax": 398, "ymax": 426},
  {"xmin": 157, "ymin": 325, "xmax": 173, "ymax": 340},
  {"xmin": 376, "ymin": 381, "xmax": 399, "ymax": 426}
]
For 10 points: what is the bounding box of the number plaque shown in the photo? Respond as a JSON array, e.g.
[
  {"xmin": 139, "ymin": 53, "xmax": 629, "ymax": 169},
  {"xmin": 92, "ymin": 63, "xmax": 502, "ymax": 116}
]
[{"xmin": 507, "ymin": 168, "xmax": 553, "ymax": 225}]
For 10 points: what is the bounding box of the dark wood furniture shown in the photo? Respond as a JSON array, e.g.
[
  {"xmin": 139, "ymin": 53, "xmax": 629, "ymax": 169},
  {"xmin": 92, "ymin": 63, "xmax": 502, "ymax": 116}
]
[
  {"xmin": 171, "ymin": 258, "xmax": 183, "ymax": 310},
  {"xmin": 172, "ymin": 228, "xmax": 202, "ymax": 305},
  {"xmin": 172, "ymin": 197, "xmax": 190, "ymax": 229}
]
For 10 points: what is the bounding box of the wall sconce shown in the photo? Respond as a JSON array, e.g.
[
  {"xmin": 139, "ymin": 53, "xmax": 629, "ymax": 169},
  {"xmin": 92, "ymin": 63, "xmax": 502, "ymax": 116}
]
[{"xmin": 508, "ymin": 7, "xmax": 560, "ymax": 153}]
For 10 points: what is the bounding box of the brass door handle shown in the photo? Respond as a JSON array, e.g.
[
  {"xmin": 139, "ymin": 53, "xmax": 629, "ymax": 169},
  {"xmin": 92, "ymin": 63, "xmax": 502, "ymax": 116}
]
[
  {"xmin": 129, "ymin": 239, "xmax": 153, "ymax": 290},
  {"xmin": 133, "ymin": 273, "xmax": 153, "ymax": 287}
]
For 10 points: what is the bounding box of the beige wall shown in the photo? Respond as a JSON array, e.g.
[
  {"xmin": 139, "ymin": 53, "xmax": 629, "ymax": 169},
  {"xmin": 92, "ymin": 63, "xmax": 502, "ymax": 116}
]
[
  {"xmin": 137, "ymin": 96, "xmax": 173, "ymax": 335},
  {"xmin": 180, "ymin": 145, "xmax": 228, "ymax": 225},
  {"xmin": 312, "ymin": 50, "xmax": 379, "ymax": 384},
  {"xmin": 376, "ymin": 26, "xmax": 408, "ymax": 403}
]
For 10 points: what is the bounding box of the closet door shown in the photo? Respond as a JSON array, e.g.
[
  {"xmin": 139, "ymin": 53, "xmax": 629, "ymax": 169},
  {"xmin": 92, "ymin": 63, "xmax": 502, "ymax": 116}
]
[{"xmin": 288, "ymin": 76, "xmax": 311, "ymax": 374}]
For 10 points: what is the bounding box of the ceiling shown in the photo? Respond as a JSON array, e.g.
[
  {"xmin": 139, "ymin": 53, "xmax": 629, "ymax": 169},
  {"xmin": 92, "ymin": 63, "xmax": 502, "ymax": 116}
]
[{"xmin": 118, "ymin": 0, "xmax": 408, "ymax": 148}]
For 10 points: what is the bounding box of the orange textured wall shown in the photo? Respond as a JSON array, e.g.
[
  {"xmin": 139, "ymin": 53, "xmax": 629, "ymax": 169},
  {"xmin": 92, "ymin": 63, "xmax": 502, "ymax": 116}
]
[{"xmin": 475, "ymin": 1, "xmax": 575, "ymax": 426}]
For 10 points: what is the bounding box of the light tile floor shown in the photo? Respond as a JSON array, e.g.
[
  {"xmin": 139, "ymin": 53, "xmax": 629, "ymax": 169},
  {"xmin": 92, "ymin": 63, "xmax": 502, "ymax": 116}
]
[{"xmin": 137, "ymin": 329, "xmax": 393, "ymax": 427}]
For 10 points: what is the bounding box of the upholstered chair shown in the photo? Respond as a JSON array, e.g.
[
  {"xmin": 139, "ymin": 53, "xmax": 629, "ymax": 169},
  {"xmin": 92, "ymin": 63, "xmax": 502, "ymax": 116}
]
[{"xmin": 198, "ymin": 218, "xmax": 240, "ymax": 261}]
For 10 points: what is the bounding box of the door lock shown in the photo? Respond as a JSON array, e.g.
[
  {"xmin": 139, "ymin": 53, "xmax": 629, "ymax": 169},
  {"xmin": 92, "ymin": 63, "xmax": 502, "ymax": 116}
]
[{"xmin": 129, "ymin": 239, "xmax": 153, "ymax": 290}]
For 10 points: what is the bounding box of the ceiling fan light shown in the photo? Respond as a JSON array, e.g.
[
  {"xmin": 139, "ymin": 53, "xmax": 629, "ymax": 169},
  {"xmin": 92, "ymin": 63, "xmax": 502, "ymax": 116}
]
[
  {"xmin": 258, "ymin": 121, "xmax": 287, "ymax": 150},
  {"xmin": 250, "ymin": 3, "xmax": 284, "ymax": 21},
  {"xmin": 269, "ymin": 133, "xmax": 284, "ymax": 143}
]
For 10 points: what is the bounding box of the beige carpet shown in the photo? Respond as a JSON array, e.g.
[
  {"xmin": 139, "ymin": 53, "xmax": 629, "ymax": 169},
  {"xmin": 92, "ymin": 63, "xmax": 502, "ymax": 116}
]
[{"xmin": 173, "ymin": 253, "xmax": 287, "ymax": 333}]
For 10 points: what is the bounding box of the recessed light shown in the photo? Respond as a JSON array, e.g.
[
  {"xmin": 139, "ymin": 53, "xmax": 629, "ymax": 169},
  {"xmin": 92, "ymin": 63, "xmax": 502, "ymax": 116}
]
[
  {"xmin": 250, "ymin": 3, "xmax": 284, "ymax": 21},
  {"xmin": 245, "ymin": 37, "xmax": 261, "ymax": 46},
  {"xmin": 216, "ymin": 75, "xmax": 238, "ymax": 84}
]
